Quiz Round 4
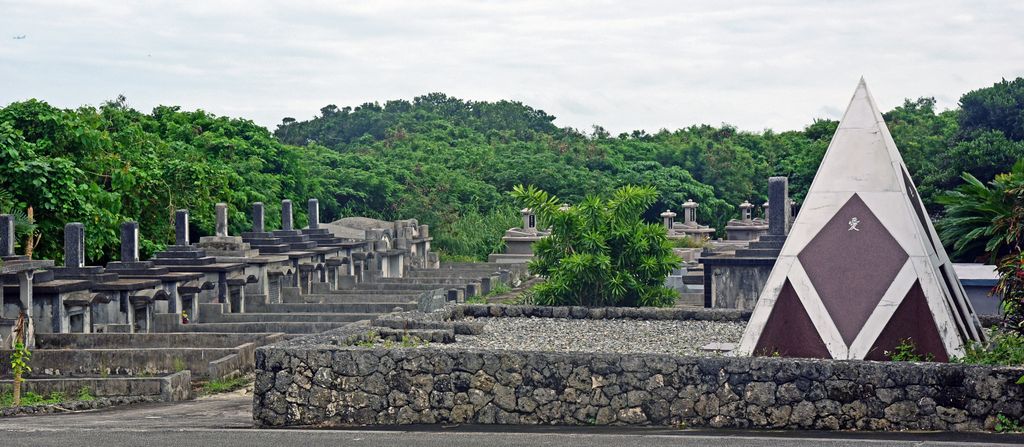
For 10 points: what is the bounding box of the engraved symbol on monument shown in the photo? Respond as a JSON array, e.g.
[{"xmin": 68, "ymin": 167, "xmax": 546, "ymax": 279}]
[{"xmin": 848, "ymin": 217, "xmax": 861, "ymax": 232}]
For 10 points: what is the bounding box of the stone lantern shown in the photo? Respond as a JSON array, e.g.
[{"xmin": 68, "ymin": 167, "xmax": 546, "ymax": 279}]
[
  {"xmin": 739, "ymin": 201, "xmax": 754, "ymax": 222},
  {"xmin": 681, "ymin": 199, "xmax": 698, "ymax": 225},
  {"xmin": 660, "ymin": 210, "xmax": 676, "ymax": 230}
]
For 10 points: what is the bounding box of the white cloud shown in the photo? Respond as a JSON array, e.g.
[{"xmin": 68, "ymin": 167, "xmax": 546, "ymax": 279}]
[{"xmin": 1, "ymin": 0, "xmax": 1022, "ymax": 133}]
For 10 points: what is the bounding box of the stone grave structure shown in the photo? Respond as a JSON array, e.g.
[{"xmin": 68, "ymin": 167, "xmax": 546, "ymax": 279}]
[
  {"xmin": 661, "ymin": 199, "xmax": 715, "ymax": 244},
  {"xmin": 0, "ymin": 215, "xmax": 55, "ymax": 347},
  {"xmin": 150, "ymin": 209, "xmax": 247, "ymax": 321},
  {"xmin": 106, "ymin": 221, "xmax": 211, "ymax": 321},
  {"xmin": 18, "ymin": 223, "xmax": 167, "ymax": 335},
  {"xmin": 488, "ymin": 208, "xmax": 550, "ymax": 264},
  {"xmin": 724, "ymin": 200, "xmax": 768, "ymax": 241},
  {"xmin": 737, "ymin": 79, "xmax": 985, "ymax": 361},
  {"xmin": 700, "ymin": 177, "xmax": 791, "ymax": 309}
]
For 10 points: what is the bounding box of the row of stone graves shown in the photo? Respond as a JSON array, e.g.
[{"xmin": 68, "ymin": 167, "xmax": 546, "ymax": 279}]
[{"xmin": 0, "ymin": 197, "xmax": 524, "ymax": 405}]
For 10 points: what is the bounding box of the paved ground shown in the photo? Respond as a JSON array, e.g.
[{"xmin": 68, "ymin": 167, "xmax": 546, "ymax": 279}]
[{"xmin": 1, "ymin": 394, "xmax": 1022, "ymax": 447}]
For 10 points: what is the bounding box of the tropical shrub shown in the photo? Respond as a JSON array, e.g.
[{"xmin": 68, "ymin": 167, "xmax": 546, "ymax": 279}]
[{"xmin": 512, "ymin": 184, "xmax": 680, "ymax": 307}]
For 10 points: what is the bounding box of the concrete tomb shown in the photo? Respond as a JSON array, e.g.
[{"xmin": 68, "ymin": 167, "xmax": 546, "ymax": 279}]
[
  {"xmin": 737, "ymin": 80, "xmax": 985, "ymax": 361},
  {"xmin": 725, "ymin": 201, "xmax": 768, "ymax": 241},
  {"xmin": 699, "ymin": 177, "xmax": 791, "ymax": 309},
  {"xmin": 488, "ymin": 208, "xmax": 550, "ymax": 264},
  {"xmin": 662, "ymin": 199, "xmax": 715, "ymax": 242}
]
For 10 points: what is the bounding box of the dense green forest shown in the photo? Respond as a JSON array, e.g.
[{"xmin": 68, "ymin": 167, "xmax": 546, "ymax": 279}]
[{"xmin": 2, "ymin": 78, "xmax": 1023, "ymax": 263}]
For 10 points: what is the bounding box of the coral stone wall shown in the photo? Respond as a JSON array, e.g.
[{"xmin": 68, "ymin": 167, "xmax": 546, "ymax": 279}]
[{"xmin": 253, "ymin": 337, "xmax": 1024, "ymax": 431}]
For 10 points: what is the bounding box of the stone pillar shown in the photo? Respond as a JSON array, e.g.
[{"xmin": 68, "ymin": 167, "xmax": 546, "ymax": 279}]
[
  {"xmin": 768, "ymin": 176, "xmax": 790, "ymax": 236},
  {"xmin": 0, "ymin": 214, "xmax": 14, "ymax": 257},
  {"xmin": 18, "ymin": 270, "xmax": 35, "ymax": 348},
  {"xmin": 281, "ymin": 200, "xmax": 293, "ymax": 231},
  {"xmin": 521, "ymin": 208, "xmax": 536, "ymax": 233},
  {"xmin": 308, "ymin": 199, "xmax": 320, "ymax": 229},
  {"xmin": 660, "ymin": 210, "xmax": 676, "ymax": 230},
  {"xmin": 215, "ymin": 203, "xmax": 229, "ymax": 237},
  {"xmin": 252, "ymin": 202, "xmax": 265, "ymax": 233},
  {"xmin": 120, "ymin": 221, "xmax": 140, "ymax": 263},
  {"xmin": 65, "ymin": 223, "xmax": 85, "ymax": 268},
  {"xmin": 763, "ymin": 201, "xmax": 770, "ymax": 220},
  {"xmin": 681, "ymin": 199, "xmax": 698, "ymax": 225},
  {"xmin": 175, "ymin": 209, "xmax": 190, "ymax": 246},
  {"xmin": 739, "ymin": 201, "xmax": 754, "ymax": 222}
]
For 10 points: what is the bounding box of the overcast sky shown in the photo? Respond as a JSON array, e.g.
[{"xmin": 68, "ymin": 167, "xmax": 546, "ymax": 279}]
[{"xmin": 2, "ymin": 1, "xmax": 1023, "ymax": 134}]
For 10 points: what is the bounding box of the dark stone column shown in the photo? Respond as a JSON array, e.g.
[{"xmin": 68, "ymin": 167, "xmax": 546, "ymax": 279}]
[
  {"xmin": 175, "ymin": 209, "xmax": 190, "ymax": 246},
  {"xmin": 65, "ymin": 222, "xmax": 85, "ymax": 268},
  {"xmin": 121, "ymin": 221, "xmax": 140, "ymax": 263},
  {"xmin": 308, "ymin": 199, "xmax": 319, "ymax": 229},
  {"xmin": 281, "ymin": 200, "xmax": 294, "ymax": 231},
  {"xmin": 768, "ymin": 177, "xmax": 789, "ymax": 236},
  {"xmin": 0, "ymin": 214, "xmax": 14, "ymax": 257},
  {"xmin": 252, "ymin": 202, "xmax": 265, "ymax": 233}
]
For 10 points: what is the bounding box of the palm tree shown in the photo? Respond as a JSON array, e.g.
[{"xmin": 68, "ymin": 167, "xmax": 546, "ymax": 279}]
[
  {"xmin": 0, "ymin": 189, "xmax": 38, "ymax": 255},
  {"xmin": 936, "ymin": 160, "xmax": 1024, "ymax": 263}
]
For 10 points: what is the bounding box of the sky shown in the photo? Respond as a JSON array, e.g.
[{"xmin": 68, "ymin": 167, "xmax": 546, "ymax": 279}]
[{"xmin": 2, "ymin": 1, "xmax": 1023, "ymax": 134}]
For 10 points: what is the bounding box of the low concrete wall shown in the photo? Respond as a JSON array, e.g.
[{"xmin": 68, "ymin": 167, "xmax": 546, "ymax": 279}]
[
  {"xmin": 700, "ymin": 257, "xmax": 775, "ymax": 309},
  {"xmin": 0, "ymin": 370, "xmax": 191, "ymax": 402},
  {"xmin": 253, "ymin": 307, "xmax": 1024, "ymax": 432}
]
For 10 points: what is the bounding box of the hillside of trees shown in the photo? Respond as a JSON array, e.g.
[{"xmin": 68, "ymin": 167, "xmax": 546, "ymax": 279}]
[{"xmin": 2, "ymin": 78, "xmax": 1023, "ymax": 263}]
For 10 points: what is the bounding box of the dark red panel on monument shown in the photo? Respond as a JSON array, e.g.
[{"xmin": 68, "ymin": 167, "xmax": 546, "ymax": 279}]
[
  {"xmin": 798, "ymin": 194, "xmax": 909, "ymax": 346},
  {"xmin": 754, "ymin": 279, "xmax": 831, "ymax": 359},
  {"xmin": 865, "ymin": 281, "xmax": 949, "ymax": 362}
]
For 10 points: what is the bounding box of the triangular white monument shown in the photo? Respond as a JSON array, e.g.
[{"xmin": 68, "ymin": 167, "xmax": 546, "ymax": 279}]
[{"xmin": 736, "ymin": 79, "xmax": 985, "ymax": 361}]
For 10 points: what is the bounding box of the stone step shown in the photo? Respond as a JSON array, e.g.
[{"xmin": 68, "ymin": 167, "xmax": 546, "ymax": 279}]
[
  {"xmin": 35, "ymin": 332, "xmax": 282, "ymax": 349},
  {"xmin": 172, "ymin": 321, "xmax": 356, "ymax": 334},
  {"xmin": 206, "ymin": 312, "xmax": 376, "ymax": 323},
  {"xmin": 675, "ymin": 292, "xmax": 705, "ymax": 308},
  {"xmin": 286, "ymin": 293, "xmax": 422, "ymax": 304},
  {"xmin": 734, "ymin": 248, "xmax": 781, "ymax": 258},
  {"xmin": 259, "ymin": 302, "xmax": 417, "ymax": 314},
  {"xmin": 0, "ymin": 347, "xmax": 250, "ymax": 379},
  {"xmin": 682, "ymin": 274, "xmax": 704, "ymax": 285}
]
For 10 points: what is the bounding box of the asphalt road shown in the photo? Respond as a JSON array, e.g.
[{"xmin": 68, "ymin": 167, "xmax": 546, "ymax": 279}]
[{"xmin": 1, "ymin": 394, "xmax": 1022, "ymax": 447}]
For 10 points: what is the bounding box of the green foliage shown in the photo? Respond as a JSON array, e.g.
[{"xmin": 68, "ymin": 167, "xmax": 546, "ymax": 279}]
[
  {"xmin": 464, "ymin": 284, "xmax": 514, "ymax": 304},
  {"xmin": 936, "ymin": 160, "xmax": 1024, "ymax": 262},
  {"xmin": 956, "ymin": 328, "xmax": 1024, "ymax": 366},
  {"xmin": 885, "ymin": 338, "xmax": 935, "ymax": 362},
  {"xmin": 996, "ymin": 252, "xmax": 1024, "ymax": 332},
  {"xmin": 172, "ymin": 357, "xmax": 187, "ymax": 373},
  {"xmin": 0, "ymin": 390, "xmax": 69, "ymax": 408},
  {"xmin": 995, "ymin": 413, "xmax": 1024, "ymax": 433},
  {"xmin": 77, "ymin": 386, "xmax": 95, "ymax": 402},
  {"xmin": 10, "ymin": 341, "xmax": 31, "ymax": 379},
  {"xmin": 4, "ymin": 78, "xmax": 1024, "ymax": 261},
  {"xmin": 512, "ymin": 184, "xmax": 680, "ymax": 307},
  {"xmin": 201, "ymin": 376, "xmax": 251, "ymax": 395}
]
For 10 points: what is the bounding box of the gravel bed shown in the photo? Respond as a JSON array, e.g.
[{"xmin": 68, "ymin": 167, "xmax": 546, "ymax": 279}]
[{"xmin": 444, "ymin": 317, "xmax": 745, "ymax": 356}]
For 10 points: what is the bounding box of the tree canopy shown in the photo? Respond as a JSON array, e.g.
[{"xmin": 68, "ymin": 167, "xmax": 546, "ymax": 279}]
[{"xmin": 1, "ymin": 79, "xmax": 1022, "ymax": 263}]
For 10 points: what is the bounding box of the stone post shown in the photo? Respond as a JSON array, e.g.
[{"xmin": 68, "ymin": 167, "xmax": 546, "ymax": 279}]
[
  {"xmin": 681, "ymin": 199, "xmax": 698, "ymax": 225},
  {"xmin": 308, "ymin": 199, "xmax": 319, "ymax": 229},
  {"xmin": 120, "ymin": 221, "xmax": 140, "ymax": 263},
  {"xmin": 215, "ymin": 203, "xmax": 229, "ymax": 237},
  {"xmin": 768, "ymin": 176, "xmax": 790, "ymax": 236},
  {"xmin": 0, "ymin": 214, "xmax": 14, "ymax": 257},
  {"xmin": 660, "ymin": 210, "xmax": 676, "ymax": 230},
  {"xmin": 252, "ymin": 202, "xmax": 265, "ymax": 233},
  {"xmin": 740, "ymin": 201, "xmax": 754, "ymax": 222},
  {"xmin": 175, "ymin": 209, "xmax": 190, "ymax": 246},
  {"xmin": 281, "ymin": 200, "xmax": 293, "ymax": 231},
  {"xmin": 64, "ymin": 223, "xmax": 86, "ymax": 268}
]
